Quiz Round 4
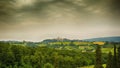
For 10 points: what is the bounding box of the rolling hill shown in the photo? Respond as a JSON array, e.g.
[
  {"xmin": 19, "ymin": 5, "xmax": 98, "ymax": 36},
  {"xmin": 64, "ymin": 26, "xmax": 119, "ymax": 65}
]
[{"xmin": 83, "ymin": 36, "xmax": 120, "ymax": 42}]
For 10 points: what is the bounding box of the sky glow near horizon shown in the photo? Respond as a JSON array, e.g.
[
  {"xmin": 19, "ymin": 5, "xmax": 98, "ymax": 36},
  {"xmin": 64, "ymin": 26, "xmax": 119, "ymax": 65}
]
[{"xmin": 0, "ymin": 0, "xmax": 120, "ymax": 41}]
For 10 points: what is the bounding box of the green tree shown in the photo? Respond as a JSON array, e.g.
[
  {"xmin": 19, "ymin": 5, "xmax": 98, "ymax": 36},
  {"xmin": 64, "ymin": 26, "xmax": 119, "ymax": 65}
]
[
  {"xmin": 106, "ymin": 52, "xmax": 113, "ymax": 68},
  {"xmin": 117, "ymin": 46, "xmax": 120, "ymax": 68},
  {"xmin": 34, "ymin": 51, "xmax": 44, "ymax": 68},
  {"xmin": 94, "ymin": 45, "xmax": 103, "ymax": 68},
  {"xmin": 44, "ymin": 63, "xmax": 54, "ymax": 68},
  {"xmin": 113, "ymin": 44, "xmax": 117, "ymax": 68},
  {"xmin": 13, "ymin": 64, "xmax": 18, "ymax": 68},
  {"xmin": 52, "ymin": 52, "xmax": 59, "ymax": 68}
]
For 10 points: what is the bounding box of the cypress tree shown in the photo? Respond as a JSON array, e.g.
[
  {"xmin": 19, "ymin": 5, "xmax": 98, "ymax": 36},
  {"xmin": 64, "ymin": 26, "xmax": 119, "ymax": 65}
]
[
  {"xmin": 106, "ymin": 52, "xmax": 113, "ymax": 68},
  {"xmin": 113, "ymin": 44, "xmax": 117, "ymax": 68},
  {"xmin": 117, "ymin": 46, "xmax": 120, "ymax": 68},
  {"xmin": 94, "ymin": 45, "xmax": 103, "ymax": 68}
]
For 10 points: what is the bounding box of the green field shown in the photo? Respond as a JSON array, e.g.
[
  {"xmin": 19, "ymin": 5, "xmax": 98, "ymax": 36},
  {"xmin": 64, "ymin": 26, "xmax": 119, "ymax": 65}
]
[
  {"xmin": 102, "ymin": 48, "xmax": 114, "ymax": 53},
  {"xmin": 80, "ymin": 64, "xmax": 106, "ymax": 68}
]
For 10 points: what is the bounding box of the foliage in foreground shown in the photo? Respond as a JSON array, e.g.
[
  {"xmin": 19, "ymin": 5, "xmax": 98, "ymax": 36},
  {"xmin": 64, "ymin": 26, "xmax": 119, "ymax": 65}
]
[
  {"xmin": 0, "ymin": 42, "xmax": 97, "ymax": 68},
  {"xmin": 0, "ymin": 41, "xmax": 119, "ymax": 68}
]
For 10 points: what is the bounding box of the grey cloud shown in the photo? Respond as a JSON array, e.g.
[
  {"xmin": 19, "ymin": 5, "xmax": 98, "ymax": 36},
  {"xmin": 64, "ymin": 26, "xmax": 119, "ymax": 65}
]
[
  {"xmin": 109, "ymin": 0, "xmax": 120, "ymax": 18},
  {"xmin": 17, "ymin": 0, "xmax": 94, "ymax": 23},
  {"xmin": 0, "ymin": 0, "xmax": 16, "ymax": 23},
  {"xmin": 0, "ymin": 0, "xmax": 120, "ymax": 24},
  {"xmin": 0, "ymin": 0, "xmax": 120, "ymax": 41}
]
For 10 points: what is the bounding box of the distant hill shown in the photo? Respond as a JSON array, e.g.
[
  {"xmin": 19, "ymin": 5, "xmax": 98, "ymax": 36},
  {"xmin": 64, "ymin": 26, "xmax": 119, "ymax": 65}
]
[
  {"xmin": 42, "ymin": 38, "xmax": 82, "ymax": 43},
  {"xmin": 42, "ymin": 36, "xmax": 120, "ymax": 43},
  {"xmin": 42, "ymin": 38, "xmax": 70, "ymax": 43},
  {"xmin": 83, "ymin": 36, "xmax": 120, "ymax": 42},
  {"xmin": 1, "ymin": 36, "xmax": 120, "ymax": 45}
]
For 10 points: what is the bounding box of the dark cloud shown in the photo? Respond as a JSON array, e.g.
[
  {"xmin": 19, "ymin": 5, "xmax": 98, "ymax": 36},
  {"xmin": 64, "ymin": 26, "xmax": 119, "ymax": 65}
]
[
  {"xmin": 0, "ymin": 0, "xmax": 16, "ymax": 23},
  {"xmin": 0, "ymin": 0, "xmax": 119, "ymax": 24},
  {"xmin": 109, "ymin": 0, "xmax": 120, "ymax": 18},
  {"xmin": 17, "ymin": 0, "xmax": 101, "ymax": 23}
]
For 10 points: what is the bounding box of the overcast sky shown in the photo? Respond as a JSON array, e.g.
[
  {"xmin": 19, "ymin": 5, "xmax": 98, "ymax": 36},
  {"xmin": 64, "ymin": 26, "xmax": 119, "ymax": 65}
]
[{"xmin": 0, "ymin": 0, "xmax": 120, "ymax": 41}]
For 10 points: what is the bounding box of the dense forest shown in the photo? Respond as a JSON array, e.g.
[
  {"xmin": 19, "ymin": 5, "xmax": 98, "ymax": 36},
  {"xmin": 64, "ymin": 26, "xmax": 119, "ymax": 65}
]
[{"xmin": 0, "ymin": 41, "xmax": 120, "ymax": 68}]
